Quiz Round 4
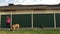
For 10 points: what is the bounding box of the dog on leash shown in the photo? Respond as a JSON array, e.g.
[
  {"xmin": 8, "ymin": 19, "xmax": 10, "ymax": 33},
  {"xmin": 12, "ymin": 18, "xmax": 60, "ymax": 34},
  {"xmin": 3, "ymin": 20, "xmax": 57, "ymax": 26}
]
[{"xmin": 10, "ymin": 24, "xmax": 20, "ymax": 31}]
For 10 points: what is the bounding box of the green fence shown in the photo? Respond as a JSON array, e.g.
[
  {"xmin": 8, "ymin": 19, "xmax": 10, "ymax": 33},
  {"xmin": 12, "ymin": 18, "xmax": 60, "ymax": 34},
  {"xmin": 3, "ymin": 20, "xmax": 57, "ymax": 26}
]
[
  {"xmin": 1, "ymin": 14, "xmax": 60, "ymax": 28},
  {"xmin": 1, "ymin": 15, "xmax": 10, "ymax": 28},
  {"xmin": 12, "ymin": 14, "xmax": 31, "ymax": 27},
  {"xmin": 33, "ymin": 14, "xmax": 54, "ymax": 27},
  {"xmin": 56, "ymin": 13, "xmax": 60, "ymax": 27},
  {"xmin": 1, "ymin": 14, "xmax": 31, "ymax": 28}
]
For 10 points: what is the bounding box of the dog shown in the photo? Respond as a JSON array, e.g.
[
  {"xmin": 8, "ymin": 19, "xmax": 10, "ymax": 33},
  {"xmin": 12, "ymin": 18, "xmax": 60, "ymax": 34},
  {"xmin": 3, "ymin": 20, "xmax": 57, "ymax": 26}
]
[{"xmin": 10, "ymin": 24, "xmax": 20, "ymax": 31}]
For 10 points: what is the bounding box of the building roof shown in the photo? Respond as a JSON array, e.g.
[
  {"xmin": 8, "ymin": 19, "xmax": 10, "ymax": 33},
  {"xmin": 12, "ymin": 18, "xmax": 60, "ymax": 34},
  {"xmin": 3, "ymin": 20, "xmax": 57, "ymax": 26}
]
[{"xmin": 0, "ymin": 4, "xmax": 60, "ymax": 11}]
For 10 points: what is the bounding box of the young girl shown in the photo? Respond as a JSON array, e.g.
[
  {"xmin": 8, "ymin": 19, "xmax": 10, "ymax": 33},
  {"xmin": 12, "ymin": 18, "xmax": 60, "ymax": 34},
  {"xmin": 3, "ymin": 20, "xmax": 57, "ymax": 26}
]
[{"xmin": 6, "ymin": 16, "xmax": 11, "ymax": 28}]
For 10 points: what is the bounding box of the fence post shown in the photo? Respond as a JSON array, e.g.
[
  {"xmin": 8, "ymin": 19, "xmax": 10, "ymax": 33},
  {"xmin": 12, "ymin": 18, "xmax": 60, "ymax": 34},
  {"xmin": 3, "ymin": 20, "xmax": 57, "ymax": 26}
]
[
  {"xmin": 10, "ymin": 11, "xmax": 12, "ymax": 26},
  {"xmin": 32, "ymin": 11, "xmax": 33, "ymax": 28},
  {"xmin": 54, "ymin": 11, "xmax": 56, "ymax": 29},
  {"xmin": 0, "ymin": 12, "xmax": 1, "ymax": 28}
]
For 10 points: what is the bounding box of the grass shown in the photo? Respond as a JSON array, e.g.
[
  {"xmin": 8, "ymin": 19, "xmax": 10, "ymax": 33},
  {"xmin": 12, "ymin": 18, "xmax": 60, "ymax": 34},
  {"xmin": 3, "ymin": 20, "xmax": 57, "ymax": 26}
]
[{"xmin": 0, "ymin": 29, "xmax": 60, "ymax": 34}]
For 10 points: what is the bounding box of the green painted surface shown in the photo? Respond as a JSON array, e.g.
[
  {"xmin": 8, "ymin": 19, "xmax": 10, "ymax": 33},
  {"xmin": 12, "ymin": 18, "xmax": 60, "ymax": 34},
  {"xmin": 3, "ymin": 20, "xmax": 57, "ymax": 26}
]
[
  {"xmin": 33, "ymin": 14, "xmax": 54, "ymax": 27},
  {"xmin": 56, "ymin": 14, "xmax": 60, "ymax": 27},
  {"xmin": 12, "ymin": 14, "xmax": 31, "ymax": 27},
  {"xmin": 1, "ymin": 15, "xmax": 10, "ymax": 28}
]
